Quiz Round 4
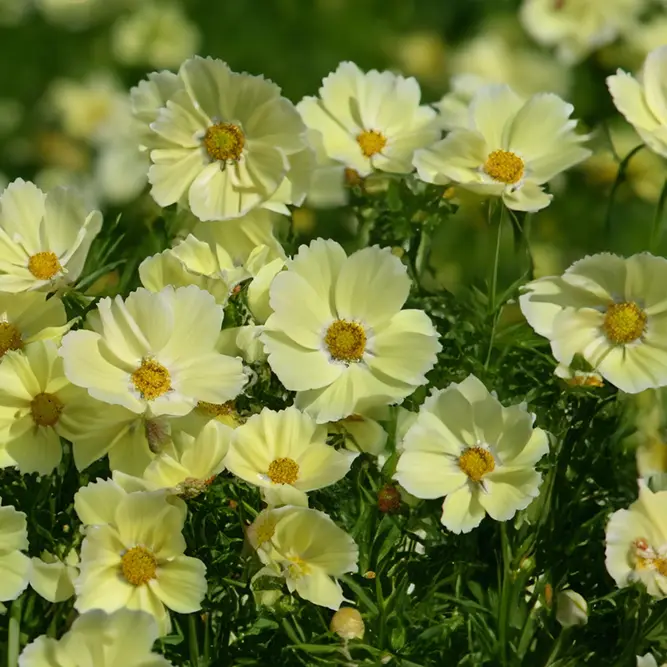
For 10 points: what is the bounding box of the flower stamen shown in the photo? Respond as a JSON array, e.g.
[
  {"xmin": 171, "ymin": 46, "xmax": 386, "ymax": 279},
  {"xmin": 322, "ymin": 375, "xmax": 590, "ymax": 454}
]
[
  {"xmin": 459, "ymin": 446, "xmax": 495, "ymax": 482},
  {"xmin": 121, "ymin": 546, "xmax": 157, "ymax": 586},
  {"xmin": 357, "ymin": 129, "xmax": 386, "ymax": 158},
  {"xmin": 603, "ymin": 302, "xmax": 646, "ymax": 345},
  {"xmin": 30, "ymin": 393, "xmax": 63, "ymax": 427},
  {"xmin": 131, "ymin": 359, "xmax": 171, "ymax": 400},
  {"xmin": 0, "ymin": 322, "xmax": 22, "ymax": 357},
  {"xmin": 28, "ymin": 252, "xmax": 61, "ymax": 280},
  {"xmin": 325, "ymin": 320, "xmax": 366, "ymax": 362},
  {"xmin": 484, "ymin": 150, "xmax": 524, "ymax": 184},
  {"xmin": 267, "ymin": 457, "xmax": 299, "ymax": 485},
  {"xmin": 203, "ymin": 122, "xmax": 245, "ymax": 162}
]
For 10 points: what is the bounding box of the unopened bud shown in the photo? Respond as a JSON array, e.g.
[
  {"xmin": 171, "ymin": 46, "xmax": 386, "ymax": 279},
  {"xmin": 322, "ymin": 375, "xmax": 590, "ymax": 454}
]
[
  {"xmin": 555, "ymin": 590, "xmax": 588, "ymax": 627},
  {"xmin": 377, "ymin": 484, "xmax": 401, "ymax": 513},
  {"xmin": 330, "ymin": 607, "xmax": 365, "ymax": 640}
]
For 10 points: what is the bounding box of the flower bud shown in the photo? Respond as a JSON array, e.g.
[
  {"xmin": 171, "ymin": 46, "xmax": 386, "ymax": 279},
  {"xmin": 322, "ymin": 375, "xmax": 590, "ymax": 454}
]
[
  {"xmin": 330, "ymin": 607, "xmax": 365, "ymax": 640},
  {"xmin": 378, "ymin": 484, "xmax": 401, "ymax": 513},
  {"xmin": 555, "ymin": 589, "xmax": 588, "ymax": 627}
]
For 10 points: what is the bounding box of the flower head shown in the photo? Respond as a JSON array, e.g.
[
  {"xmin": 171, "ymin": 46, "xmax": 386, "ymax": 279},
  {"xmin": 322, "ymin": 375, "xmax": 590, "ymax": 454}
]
[
  {"xmin": 0, "ymin": 497, "xmax": 30, "ymax": 602},
  {"xmin": 249, "ymin": 505, "xmax": 358, "ymax": 609},
  {"xmin": 131, "ymin": 56, "xmax": 310, "ymax": 221},
  {"xmin": 414, "ymin": 84, "xmax": 590, "ymax": 212},
  {"xmin": 0, "ymin": 180, "xmax": 102, "ymax": 292},
  {"xmin": 261, "ymin": 239, "xmax": 441, "ymax": 423},
  {"xmin": 608, "ymin": 46, "xmax": 667, "ymax": 159},
  {"xmin": 59, "ymin": 285, "xmax": 247, "ymax": 417},
  {"xmin": 297, "ymin": 61, "xmax": 439, "ymax": 177},
  {"xmin": 395, "ymin": 375, "xmax": 548, "ymax": 534},
  {"xmin": 520, "ymin": 253, "xmax": 667, "ymax": 394}
]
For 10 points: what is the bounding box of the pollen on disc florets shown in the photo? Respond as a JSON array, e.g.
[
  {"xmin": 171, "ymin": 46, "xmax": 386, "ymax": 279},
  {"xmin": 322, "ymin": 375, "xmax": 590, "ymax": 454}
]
[
  {"xmin": 459, "ymin": 446, "xmax": 495, "ymax": 482},
  {"xmin": 267, "ymin": 457, "xmax": 299, "ymax": 485},
  {"xmin": 357, "ymin": 129, "xmax": 386, "ymax": 158},
  {"xmin": 131, "ymin": 359, "xmax": 172, "ymax": 400},
  {"xmin": 0, "ymin": 322, "xmax": 22, "ymax": 357},
  {"xmin": 603, "ymin": 302, "xmax": 647, "ymax": 345},
  {"xmin": 204, "ymin": 122, "xmax": 245, "ymax": 162},
  {"xmin": 484, "ymin": 149, "xmax": 525, "ymax": 184},
  {"xmin": 325, "ymin": 320, "xmax": 366, "ymax": 363},
  {"xmin": 121, "ymin": 546, "xmax": 158, "ymax": 586},
  {"xmin": 28, "ymin": 252, "xmax": 61, "ymax": 280},
  {"xmin": 31, "ymin": 392, "xmax": 64, "ymax": 427}
]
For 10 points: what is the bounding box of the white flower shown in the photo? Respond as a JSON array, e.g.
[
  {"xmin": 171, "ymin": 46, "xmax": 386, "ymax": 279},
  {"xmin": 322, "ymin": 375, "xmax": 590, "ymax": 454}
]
[
  {"xmin": 131, "ymin": 57, "xmax": 310, "ymax": 221},
  {"xmin": 60, "ymin": 285, "xmax": 247, "ymax": 417},
  {"xmin": 0, "ymin": 180, "xmax": 102, "ymax": 292},
  {"xmin": 261, "ymin": 239, "xmax": 441, "ymax": 423},
  {"xmin": 608, "ymin": 46, "xmax": 667, "ymax": 159},
  {"xmin": 555, "ymin": 590, "xmax": 588, "ymax": 627},
  {"xmin": 395, "ymin": 375, "xmax": 548, "ymax": 534},
  {"xmin": 637, "ymin": 655, "xmax": 661, "ymax": 667},
  {"xmin": 520, "ymin": 253, "xmax": 667, "ymax": 394},
  {"xmin": 297, "ymin": 61, "xmax": 439, "ymax": 177},
  {"xmin": 520, "ymin": 0, "xmax": 648, "ymax": 64},
  {"xmin": 29, "ymin": 550, "xmax": 79, "ymax": 603},
  {"xmin": 414, "ymin": 84, "xmax": 590, "ymax": 212},
  {"xmin": 606, "ymin": 484, "xmax": 667, "ymax": 598},
  {"xmin": 0, "ymin": 497, "xmax": 30, "ymax": 602}
]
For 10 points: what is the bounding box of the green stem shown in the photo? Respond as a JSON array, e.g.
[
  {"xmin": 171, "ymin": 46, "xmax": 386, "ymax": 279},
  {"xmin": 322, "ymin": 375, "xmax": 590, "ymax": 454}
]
[
  {"xmin": 484, "ymin": 205, "xmax": 506, "ymax": 370},
  {"xmin": 189, "ymin": 614, "xmax": 200, "ymax": 667},
  {"xmin": 8, "ymin": 595, "xmax": 23, "ymax": 667},
  {"xmin": 498, "ymin": 524, "xmax": 512, "ymax": 666},
  {"xmin": 604, "ymin": 144, "xmax": 644, "ymax": 240},
  {"xmin": 650, "ymin": 177, "xmax": 667, "ymax": 252}
]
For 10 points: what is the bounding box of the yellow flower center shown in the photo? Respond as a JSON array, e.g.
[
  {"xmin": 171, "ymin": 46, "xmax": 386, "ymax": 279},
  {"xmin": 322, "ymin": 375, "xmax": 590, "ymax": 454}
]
[
  {"xmin": 197, "ymin": 400, "xmax": 240, "ymax": 427},
  {"xmin": 325, "ymin": 320, "xmax": 366, "ymax": 362},
  {"xmin": 121, "ymin": 546, "xmax": 158, "ymax": 586},
  {"xmin": 0, "ymin": 322, "xmax": 22, "ymax": 357},
  {"xmin": 603, "ymin": 302, "xmax": 647, "ymax": 345},
  {"xmin": 357, "ymin": 129, "xmax": 386, "ymax": 158},
  {"xmin": 255, "ymin": 516, "xmax": 277, "ymax": 545},
  {"xmin": 287, "ymin": 554, "xmax": 311, "ymax": 579},
  {"xmin": 203, "ymin": 122, "xmax": 245, "ymax": 162},
  {"xmin": 655, "ymin": 558, "xmax": 667, "ymax": 577},
  {"xmin": 30, "ymin": 392, "xmax": 63, "ymax": 427},
  {"xmin": 458, "ymin": 446, "xmax": 495, "ymax": 482},
  {"xmin": 131, "ymin": 359, "xmax": 171, "ymax": 400},
  {"xmin": 28, "ymin": 252, "xmax": 61, "ymax": 280},
  {"xmin": 484, "ymin": 149, "xmax": 525, "ymax": 184},
  {"xmin": 267, "ymin": 457, "xmax": 299, "ymax": 485}
]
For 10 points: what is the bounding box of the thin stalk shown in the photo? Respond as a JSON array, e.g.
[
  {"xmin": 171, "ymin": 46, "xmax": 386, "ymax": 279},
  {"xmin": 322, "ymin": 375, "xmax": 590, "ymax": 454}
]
[
  {"xmin": 189, "ymin": 614, "xmax": 200, "ymax": 667},
  {"xmin": 498, "ymin": 524, "xmax": 513, "ymax": 666},
  {"xmin": 8, "ymin": 595, "xmax": 23, "ymax": 667},
  {"xmin": 650, "ymin": 177, "xmax": 667, "ymax": 252},
  {"xmin": 604, "ymin": 144, "xmax": 644, "ymax": 240},
  {"xmin": 485, "ymin": 205, "xmax": 506, "ymax": 370}
]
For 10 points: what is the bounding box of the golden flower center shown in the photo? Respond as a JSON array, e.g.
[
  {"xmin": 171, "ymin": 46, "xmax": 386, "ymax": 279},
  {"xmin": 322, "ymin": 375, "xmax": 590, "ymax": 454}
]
[
  {"xmin": 0, "ymin": 322, "xmax": 22, "ymax": 357},
  {"xmin": 357, "ymin": 129, "xmax": 386, "ymax": 158},
  {"xmin": 267, "ymin": 457, "xmax": 299, "ymax": 485},
  {"xmin": 121, "ymin": 546, "xmax": 158, "ymax": 586},
  {"xmin": 198, "ymin": 400, "xmax": 234, "ymax": 417},
  {"xmin": 484, "ymin": 149, "xmax": 525, "ymax": 184},
  {"xmin": 458, "ymin": 446, "xmax": 495, "ymax": 482},
  {"xmin": 204, "ymin": 122, "xmax": 245, "ymax": 162},
  {"xmin": 28, "ymin": 252, "xmax": 61, "ymax": 280},
  {"xmin": 131, "ymin": 359, "xmax": 171, "ymax": 400},
  {"xmin": 287, "ymin": 554, "xmax": 311, "ymax": 579},
  {"xmin": 325, "ymin": 320, "xmax": 366, "ymax": 362},
  {"xmin": 30, "ymin": 392, "xmax": 63, "ymax": 427},
  {"xmin": 603, "ymin": 302, "xmax": 647, "ymax": 345},
  {"xmin": 255, "ymin": 516, "xmax": 277, "ymax": 545}
]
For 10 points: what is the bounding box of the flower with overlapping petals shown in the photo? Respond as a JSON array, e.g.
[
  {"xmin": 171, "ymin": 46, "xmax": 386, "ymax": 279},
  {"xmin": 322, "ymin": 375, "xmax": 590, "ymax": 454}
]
[
  {"xmin": 0, "ymin": 497, "xmax": 30, "ymax": 602},
  {"xmin": 0, "ymin": 179, "xmax": 102, "ymax": 292},
  {"xmin": 520, "ymin": 253, "xmax": 667, "ymax": 394},
  {"xmin": 261, "ymin": 239, "xmax": 441, "ymax": 423},
  {"xmin": 297, "ymin": 61, "xmax": 439, "ymax": 177},
  {"xmin": 131, "ymin": 56, "xmax": 310, "ymax": 221},
  {"xmin": 60, "ymin": 285, "xmax": 246, "ymax": 417},
  {"xmin": 395, "ymin": 375, "xmax": 548, "ymax": 534},
  {"xmin": 413, "ymin": 84, "xmax": 590, "ymax": 212}
]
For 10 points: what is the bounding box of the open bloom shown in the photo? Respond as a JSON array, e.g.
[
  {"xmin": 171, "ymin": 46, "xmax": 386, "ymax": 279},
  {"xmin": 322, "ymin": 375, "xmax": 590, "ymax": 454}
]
[
  {"xmin": 225, "ymin": 407, "xmax": 354, "ymax": 506},
  {"xmin": 413, "ymin": 84, "xmax": 590, "ymax": 212},
  {"xmin": 60, "ymin": 285, "xmax": 246, "ymax": 417},
  {"xmin": 249, "ymin": 505, "xmax": 358, "ymax": 609},
  {"xmin": 520, "ymin": 253, "xmax": 667, "ymax": 394},
  {"xmin": 261, "ymin": 239, "xmax": 441, "ymax": 423},
  {"xmin": 29, "ymin": 549, "xmax": 78, "ymax": 603},
  {"xmin": 0, "ymin": 498, "xmax": 30, "ymax": 602},
  {"xmin": 18, "ymin": 609, "xmax": 173, "ymax": 667},
  {"xmin": 394, "ymin": 374, "xmax": 548, "ymax": 534},
  {"xmin": 131, "ymin": 57, "xmax": 310, "ymax": 221},
  {"xmin": 0, "ymin": 179, "xmax": 102, "ymax": 292},
  {"xmin": 606, "ymin": 484, "xmax": 667, "ymax": 598},
  {"xmin": 0, "ymin": 292, "xmax": 71, "ymax": 360},
  {"xmin": 520, "ymin": 0, "xmax": 647, "ymax": 64},
  {"xmin": 0, "ymin": 341, "xmax": 102, "ymax": 475},
  {"xmin": 74, "ymin": 483, "xmax": 206, "ymax": 635},
  {"xmin": 297, "ymin": 61, "xmax": 439, "ymax": 177},
  {"xmin": 608, "ymin": 46, "xmax": 667, "ymax": 159}
]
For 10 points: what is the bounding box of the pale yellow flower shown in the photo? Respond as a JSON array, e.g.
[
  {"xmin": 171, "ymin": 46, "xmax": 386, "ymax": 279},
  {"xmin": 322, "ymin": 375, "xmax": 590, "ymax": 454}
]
[
  {"xmin": 297, "ymin": 61, "xmax": 439, "ymax": 177},
  {"xmin": 74, "ymin": 482, "xmax": 205, "ymax": 635},
  {"xmin": 59, "ymin": 285, "xmax": 246, "ymax": 417},
  {"xmin": 520, "ymin": 253, "xmax": 667, "ymax": 394},
  {"xmin": 29, "ymin": 550, "xmax": 78, "ymax": 603},
  {"xmin": 395, "ymin": 375, "xmax": 548, "ymax": 534},
  {"xmin": 18, "ymin": 609, "xmax": 173, "ymax": 667},
  {"xmin": 606, "ymin": 484, "xmax": 667, "ymax": 598},
  {"xmin": 330, "ymin": 412, "xmax": 388, "ymax": 456},
  {"xmin": 249, "ymin": 505, "xmax": 358, "ymax": 609},
  {"xmin": 262, "ymin": 239, "xmax": 441, "ymax": 423},
  {"xmin": 0, "ymin": 497, "xmax": 30, "ymax": 602},
  {"xmin": 0, "ymin": 180, "xmax": 102, "ymax": 292}
]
